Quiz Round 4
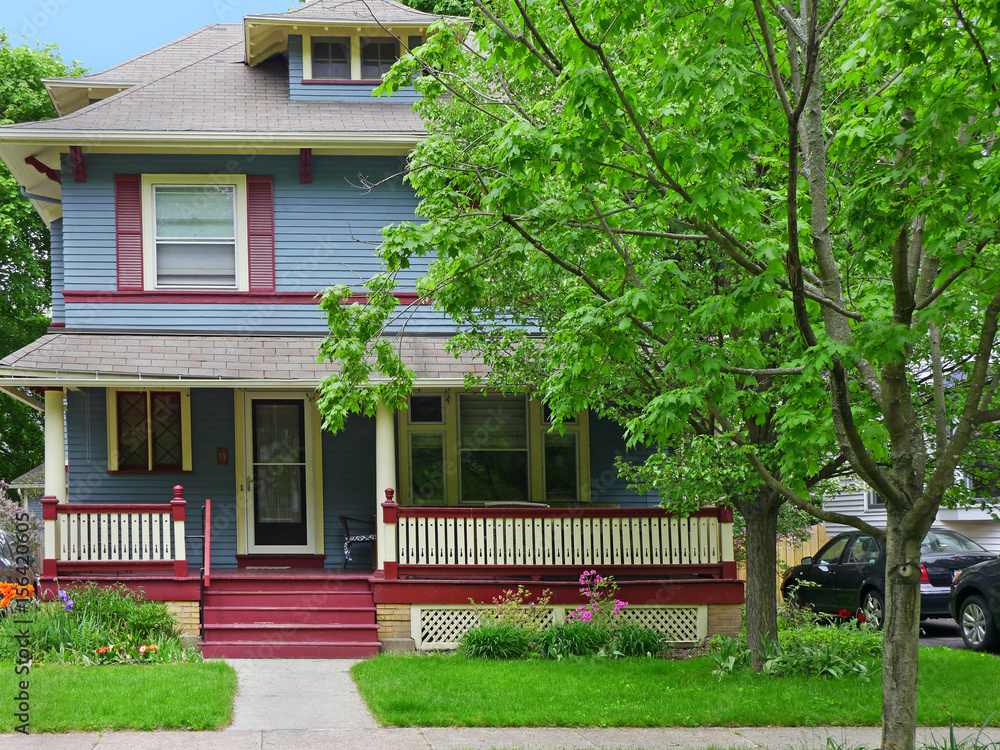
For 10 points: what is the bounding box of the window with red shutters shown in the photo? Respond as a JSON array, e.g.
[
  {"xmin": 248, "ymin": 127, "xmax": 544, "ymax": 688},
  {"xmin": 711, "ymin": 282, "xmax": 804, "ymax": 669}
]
[
  {"xmin": 115, "ymin": 175, "xmax": 143, "ymax": 290},
  {"xmin": 247, "ymin": 175, "xmax": 275, "ymax": 292}
]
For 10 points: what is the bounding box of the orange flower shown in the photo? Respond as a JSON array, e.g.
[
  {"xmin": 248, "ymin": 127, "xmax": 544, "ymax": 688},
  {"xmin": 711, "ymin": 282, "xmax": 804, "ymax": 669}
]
[{"xmin": 0, "ymin": 583, "xmax": 33, "ymax": 608}]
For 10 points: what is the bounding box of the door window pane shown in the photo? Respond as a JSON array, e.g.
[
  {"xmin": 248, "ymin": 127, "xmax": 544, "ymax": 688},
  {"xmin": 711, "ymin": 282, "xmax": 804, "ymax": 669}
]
[
  {"xmin": 254, "ymin": 464, "xmax": 304, "ymax": 523},
  {"xmin": 544, "ymin": 432, "xmax": 577, "ymax": 503},
  {"xmin": 410, "ymin": 432, "xmax": 445, "ymax": 504},
  {"xmin": 816, "ymin": 536, "xmax": 849, "ymax": 565},
  {"xmin": 846, "ymin": 535, "xmax": 879, "ymax": 564},
  {"xmin": 253, "ymin": 403, "xmax": 305, "ymax": 463}
]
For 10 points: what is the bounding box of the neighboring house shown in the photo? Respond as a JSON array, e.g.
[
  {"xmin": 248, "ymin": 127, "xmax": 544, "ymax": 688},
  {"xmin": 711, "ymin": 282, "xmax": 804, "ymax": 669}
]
[
  {"xmin": 824, "ymin": 482, "xmax": 1000, "ymax": 553},
  {"xmin": 0, "ymin": 0, "xmax": 742, "ymax": 656}
]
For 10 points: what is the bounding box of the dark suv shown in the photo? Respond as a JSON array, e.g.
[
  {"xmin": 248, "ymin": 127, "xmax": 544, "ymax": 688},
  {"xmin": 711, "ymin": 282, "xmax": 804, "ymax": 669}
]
[{"xmin": 951, "ymin": 558, "xmax": 1000, "ymax": 652}]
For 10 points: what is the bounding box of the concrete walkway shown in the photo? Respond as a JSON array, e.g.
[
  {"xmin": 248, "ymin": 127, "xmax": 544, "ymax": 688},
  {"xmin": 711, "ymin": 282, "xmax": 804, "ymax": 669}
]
[
  {"xmin": 3, "ymin": 725, "xmax": 999, "ymax": 750},
  {"xmin": 2, "ymin": 659, "xmax": 999, "ymax": 749}
]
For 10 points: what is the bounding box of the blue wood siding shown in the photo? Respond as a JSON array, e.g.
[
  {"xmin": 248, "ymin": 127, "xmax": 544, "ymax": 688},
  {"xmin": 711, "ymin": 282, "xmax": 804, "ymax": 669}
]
[
  {"xmin": 50, "ymin": 218, "xmax": 64, "ymax": 324},
  {"xmin": 288, "ymin": 35, "xmax": 421, "ymax": 103},
  {"xmin": 66, "ymin": 387, "xmax": 237, "ymax": 568},
  {"xmin": 58, "ymin": 152, "xmax": 455, "ymax": 331},
  {"xmin": 64, "ymin": 301, "xmax": 455, "ymax": 333},
  {"xmin": 588, "ymin": 415, "xmax": 660, "ymax": 508},
  {"xmin": 321, "ymin": 414, "xmax": 377, "ymax": 568}
]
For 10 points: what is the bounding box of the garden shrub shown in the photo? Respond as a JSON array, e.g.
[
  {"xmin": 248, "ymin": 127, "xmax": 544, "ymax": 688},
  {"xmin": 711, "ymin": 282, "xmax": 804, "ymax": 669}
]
[
  {"xmin": 458, "ymin": 622, "xmax": 532, "ymax": 659},
  {"xmin": 537, "ymin": 620, "xmax": 612, "ymax": 658},
  {"xmin": 0, "ymin": 583, "xmax": 196, "ymax": 665},
  {"xmin": 471, "ymin": 584, "xmax": 552, "ymax": 632},
  {"xmin": 609, "ymin": 623, "xmax": 667, "ymax": 657}
]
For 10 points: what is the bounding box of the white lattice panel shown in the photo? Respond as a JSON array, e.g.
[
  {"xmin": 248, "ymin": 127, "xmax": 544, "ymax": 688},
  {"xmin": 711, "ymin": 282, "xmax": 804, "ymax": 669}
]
[
  {"xmin": 415, "ymin": 607, "xmax": 482, "ymax": 650},
  {"xmin": 620, "ymin": 606, "xmax": 704, "ymax": 645},
  {"xmin": 412, "ymin": 605, "xmax": 706, "ymax": 649}
]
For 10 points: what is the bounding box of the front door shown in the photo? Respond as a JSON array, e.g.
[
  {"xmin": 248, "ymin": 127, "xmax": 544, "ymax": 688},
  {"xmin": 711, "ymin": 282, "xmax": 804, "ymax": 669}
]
[{"xmin": 245, "ymin": 395, "xmax": 315, "ymax": 552}]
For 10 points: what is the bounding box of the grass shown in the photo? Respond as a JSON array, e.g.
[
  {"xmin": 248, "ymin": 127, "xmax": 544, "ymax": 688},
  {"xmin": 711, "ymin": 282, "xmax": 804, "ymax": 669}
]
[
  {"xmin": 351, "ymin": 648, "xmax": 1000, "ymax": 728},
  {"xmin": 0, "ymin": 660, "xmax": 237, "ymax": 732}
]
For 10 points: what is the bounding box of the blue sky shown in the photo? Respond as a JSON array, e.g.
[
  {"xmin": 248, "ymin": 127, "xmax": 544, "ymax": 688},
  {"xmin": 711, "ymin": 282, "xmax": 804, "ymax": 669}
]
[{"xmin": 2, "ymin": 0, "xmax": 295, "ymax": 73}]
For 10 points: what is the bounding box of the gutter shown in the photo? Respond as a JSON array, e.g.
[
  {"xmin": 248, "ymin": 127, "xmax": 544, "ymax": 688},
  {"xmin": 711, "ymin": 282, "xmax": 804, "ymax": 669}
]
[{"xmin": 20, "ymin": 187, "xmax": 61, "ymax": 205}]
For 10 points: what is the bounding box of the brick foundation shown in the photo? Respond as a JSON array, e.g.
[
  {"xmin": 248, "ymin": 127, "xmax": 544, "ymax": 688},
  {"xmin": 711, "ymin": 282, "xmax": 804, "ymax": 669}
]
[
  {"xmin": 707, "ymin": 603, "xmax": 743, "ymax": 638},
  {"xmin": 376, "ymin": 602, "xmax": 415, "ymax": 652},
  {"xmin": 166, "ymin": 601, "xmax": 200, "ymax": 642}
]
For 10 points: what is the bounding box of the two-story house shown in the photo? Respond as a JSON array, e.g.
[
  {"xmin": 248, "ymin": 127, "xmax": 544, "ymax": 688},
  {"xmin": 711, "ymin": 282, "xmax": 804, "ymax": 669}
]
[{"xmin": 0, "ymin": 0, "xmax": 742, "ymax": 657}]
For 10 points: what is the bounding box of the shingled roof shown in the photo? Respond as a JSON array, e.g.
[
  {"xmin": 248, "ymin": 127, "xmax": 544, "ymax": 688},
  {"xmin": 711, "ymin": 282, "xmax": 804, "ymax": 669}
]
[
  {"xmin": 45, "ymin": 24, "xmax": 243, "ymax": 86},
  {"xmin": 1, "ymin": 42, "xmax": 423, "ymax": 137},
  {"xmin": 248, "ymin": 0, "xmax": 454, "ymax": 24},
  {"xmin": 0, "ymin": 334, "xmax": 486, "ymax": 383}
]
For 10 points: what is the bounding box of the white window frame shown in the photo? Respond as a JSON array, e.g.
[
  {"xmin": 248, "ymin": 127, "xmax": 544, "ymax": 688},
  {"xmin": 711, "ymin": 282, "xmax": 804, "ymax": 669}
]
[
  {"xmin": 397, "ymin": 389, "xmax": 591, "ymax": 506},
  {"xmin": 302, "ymin": 30, "xmax": 420, "ymax": 82},
  {"xmin": 141, "ymin": 174, "xmax": 249, "ymax": 291},
  {"xmin": 107, "ymin": 387, "xmax": 193, "ymax": 472}
]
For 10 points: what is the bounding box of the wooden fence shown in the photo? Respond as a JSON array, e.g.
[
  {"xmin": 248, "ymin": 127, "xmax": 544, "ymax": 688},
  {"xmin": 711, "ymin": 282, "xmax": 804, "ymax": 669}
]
[{"xmin": 737, "ymin": 523, "xmax": 828, "ymax": 598}]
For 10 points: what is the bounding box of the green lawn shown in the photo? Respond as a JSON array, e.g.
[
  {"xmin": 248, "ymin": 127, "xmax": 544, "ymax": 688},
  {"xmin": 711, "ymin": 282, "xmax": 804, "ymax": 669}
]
[
  {"xmin": 0, "ymin": 661, "xmax": 237, "ymax": 732},
  {"xmin": 351, "ymin": 648, "xmax": 1000, "ymax": 727}
]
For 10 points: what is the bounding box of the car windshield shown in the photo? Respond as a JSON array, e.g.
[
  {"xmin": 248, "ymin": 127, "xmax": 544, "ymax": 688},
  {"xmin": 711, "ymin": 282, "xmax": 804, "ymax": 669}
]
[{"xmin": 920, "ymin": 529, "xmax": 988, "ymax": 555}]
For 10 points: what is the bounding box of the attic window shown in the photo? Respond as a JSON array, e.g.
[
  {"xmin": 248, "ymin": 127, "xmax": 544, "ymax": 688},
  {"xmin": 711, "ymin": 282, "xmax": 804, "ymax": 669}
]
[
  {"xmin": 361, "ymin": 37, "xmax": 398, "ymax": 79},
  {"xmin": 312, "ymin": 37, "xmax": 350, "ymax": 78}
]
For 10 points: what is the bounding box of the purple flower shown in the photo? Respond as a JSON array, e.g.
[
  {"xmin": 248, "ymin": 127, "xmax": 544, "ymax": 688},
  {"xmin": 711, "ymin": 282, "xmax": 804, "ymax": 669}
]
[
  {"xmin": 64, "ymin": 599, "xmax": 74, "ymax": 612},
  {"xmin": 58, "ymin": 589, "xmax": 69, "ymax": 602}
]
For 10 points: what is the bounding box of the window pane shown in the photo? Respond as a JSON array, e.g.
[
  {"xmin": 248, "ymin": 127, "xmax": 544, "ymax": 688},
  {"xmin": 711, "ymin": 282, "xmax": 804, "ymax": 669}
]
[
  {"xmin": 154, "ymin": 186, "xmax": 235, "ymax": 238},
  {"xmin": 544, "ymin": 433, "xmax": 577, "ymax": 503},
  {"xmin": 411, "ymin": 432, "xmax": 445, "ymax": 505},
  {"xmin": 409, "ymin": 395, "xmax": 443, "ymax": 423},
  {"xmin": 816, "ymin": 536, "xmax": 848, "ymax": 564},
  {"xmin": 459, "ymin": 394, "xmax": 526, "ymax": 449},
  {"xmin": 361, "ymin": 37, "xmax": 397, "ymax": 78},
  {"xmin": 461, "ymin": 451, "xmax": 528, "ymax": 503},
  {"xmin": 156, "ymin": 242, "xmax": 236, "ymax": 287},
  {"xmin": 151, "ymin": 392, "xmax": 183, "ymax": 470},
  {"xmin": 312, "ymin": 36, "xmax": 350, "ymax": 78},
  {"xmin": 117, "ymin": 392, "xmax": 148, "ymax": 470}
]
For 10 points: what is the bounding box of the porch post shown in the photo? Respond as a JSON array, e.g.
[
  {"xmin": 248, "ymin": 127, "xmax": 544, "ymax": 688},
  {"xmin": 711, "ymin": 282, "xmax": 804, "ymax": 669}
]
[
  {"xmin": 171, "ymin": 485, "xmax": 188, "ymax": 577},
  {"xmin": 375, "ymin": 401, "xmax": 396, "ymax": 572},
  {"xmin": 43, "ymin": 389, "xmax": 67, "ymax": 502},
  {"xmin": 41, "ymin": 496, "xmax": 58, "ymax": 578},
  {"xmin": 719, "ymin": 507, "xmax": 738, "ymax": 579}
]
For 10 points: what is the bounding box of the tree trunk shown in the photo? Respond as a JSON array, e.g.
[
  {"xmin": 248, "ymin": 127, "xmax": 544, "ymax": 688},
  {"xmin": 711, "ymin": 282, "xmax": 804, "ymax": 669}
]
[
  {"xmin": 881, "ymin": 509, "xmax": 924, "ymax": 750},
  {"xmin": 740, "ymin": 491, "xmax": 781, "ymax": 671}
]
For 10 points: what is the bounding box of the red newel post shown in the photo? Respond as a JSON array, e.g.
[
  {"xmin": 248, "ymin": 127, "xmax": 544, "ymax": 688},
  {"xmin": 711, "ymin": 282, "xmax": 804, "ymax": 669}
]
[
  {"xmin": 382, "ymin": 488, "xmax": 398, "ymax": 579},
  {"xmin": 171, "ymin": 485, "xmax": 187, "ymax": 576},
  {"xmin": 41, "ymin": 496, "xmax": 58, "ymax": 578}
]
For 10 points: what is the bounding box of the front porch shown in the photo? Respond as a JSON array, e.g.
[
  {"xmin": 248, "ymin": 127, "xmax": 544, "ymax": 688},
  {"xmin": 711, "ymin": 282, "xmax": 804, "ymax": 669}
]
[{"xmin": 4, "ymin": 334, "xmax": 744, "ymax": 656}]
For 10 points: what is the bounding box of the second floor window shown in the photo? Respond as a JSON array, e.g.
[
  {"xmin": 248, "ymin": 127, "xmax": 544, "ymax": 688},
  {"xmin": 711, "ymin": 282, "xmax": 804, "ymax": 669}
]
[
  {"xmin": 312, "ymin": 37, "xmax": 350, "ymax": 79},
  {"xmin": 361, "ymin": 38, "xmax": 398, "ymax": 79},
  {"xmin": 152, "ymin": 185, "xmax": 238, "ymax": 288}
]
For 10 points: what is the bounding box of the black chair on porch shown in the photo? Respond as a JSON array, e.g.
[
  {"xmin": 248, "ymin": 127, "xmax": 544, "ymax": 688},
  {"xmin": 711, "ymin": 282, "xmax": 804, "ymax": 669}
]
[{"xmin": 339, "ymin": 515, "xmax": 377, "ymax": 570}]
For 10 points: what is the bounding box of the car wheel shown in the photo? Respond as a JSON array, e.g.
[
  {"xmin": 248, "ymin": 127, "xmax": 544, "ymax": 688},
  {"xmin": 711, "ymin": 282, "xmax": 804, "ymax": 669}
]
[
  {"xmin": 959, "ymin": 595, "xmax": 1000, "ymax": 653},
  {"xmin": 862, "ymin": 589, "xmax": 885, "ymax": 630}
]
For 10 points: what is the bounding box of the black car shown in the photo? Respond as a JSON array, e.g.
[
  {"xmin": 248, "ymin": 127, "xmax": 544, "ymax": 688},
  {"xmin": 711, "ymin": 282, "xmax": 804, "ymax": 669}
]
[
  {"xmin": 781, "ymin": 528, "xmax": 995, "ymax": 628},
  {"xmin": 951, "ymin": 558, "xmax": 1000, "ymax": 652}
]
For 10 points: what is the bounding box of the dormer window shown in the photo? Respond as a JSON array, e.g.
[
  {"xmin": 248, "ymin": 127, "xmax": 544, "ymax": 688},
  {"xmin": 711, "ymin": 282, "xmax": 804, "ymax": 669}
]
[
  {"xmin": 312, "ymin": 37, "xmax": 350, "ymax": 79},
  {"xmin": 360, "ymin": 38, "xmax": 398, "ymax": 79},
  {"xmin": 301, "ymin": 32, "xmax": 419, "ymax": 83}
]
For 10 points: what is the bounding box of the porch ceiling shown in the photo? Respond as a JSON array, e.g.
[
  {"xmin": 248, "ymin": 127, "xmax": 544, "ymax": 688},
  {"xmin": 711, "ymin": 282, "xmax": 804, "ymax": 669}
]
[{"xmin": 0, "ymin": 333, "xmax": 488, "ymax": 386}]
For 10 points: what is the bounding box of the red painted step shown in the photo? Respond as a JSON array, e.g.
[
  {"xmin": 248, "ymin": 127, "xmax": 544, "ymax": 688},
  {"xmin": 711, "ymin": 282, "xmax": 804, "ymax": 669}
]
[
  {"xmin": 198, "ymin": 573, "xmax": 381, "ymax": 659},
  {"xmin": 200, "ymin": 641, "xmax": 380, "ymax": 659},
  {"xmin": 203, "ymin": 606, "xmax": 376, "ymax": 626}
]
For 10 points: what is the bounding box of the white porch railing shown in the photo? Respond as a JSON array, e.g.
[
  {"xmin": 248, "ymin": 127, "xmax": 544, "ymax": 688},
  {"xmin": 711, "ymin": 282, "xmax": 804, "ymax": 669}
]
[
  {"xmin": 379, "ymin": 490, "xmax": 736, "ymax": 580},
  {"xmin": 42, "ymin": 486, "xmax": 188, "ymax": 577}
]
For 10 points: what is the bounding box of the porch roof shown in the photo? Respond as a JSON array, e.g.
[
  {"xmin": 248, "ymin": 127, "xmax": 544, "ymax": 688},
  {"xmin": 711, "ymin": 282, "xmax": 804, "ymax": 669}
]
[{"xmin": 0, "ymin": 333, "xmax": 487, "ymax": 387}]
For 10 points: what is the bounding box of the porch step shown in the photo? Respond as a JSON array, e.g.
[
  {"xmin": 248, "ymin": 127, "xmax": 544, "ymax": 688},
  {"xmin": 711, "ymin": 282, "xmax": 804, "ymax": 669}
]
[
  {"xmin": 199, "ymin": 641, "xmax": 381, "ymax": 659},
  {"xmin": 203, "ymin": 623, "xmax": 379, "ymax": 643},
  {"xmin": 203, "ymin": 590, "xmax": 376, "ymax": 608},
  {"xmin": 204, "ymin": 606, "xmax": 376, "ymax": 626},
  {"xmin": 199, "ymin": 573, "xmax": 380, "ymax": 659}
]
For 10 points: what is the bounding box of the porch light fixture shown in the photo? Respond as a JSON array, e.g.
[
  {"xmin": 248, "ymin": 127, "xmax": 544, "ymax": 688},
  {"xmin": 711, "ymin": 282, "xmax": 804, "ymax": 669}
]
[{"xmin": 217, "ymin": 447, "xmax": 228, "ymax": 465}]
